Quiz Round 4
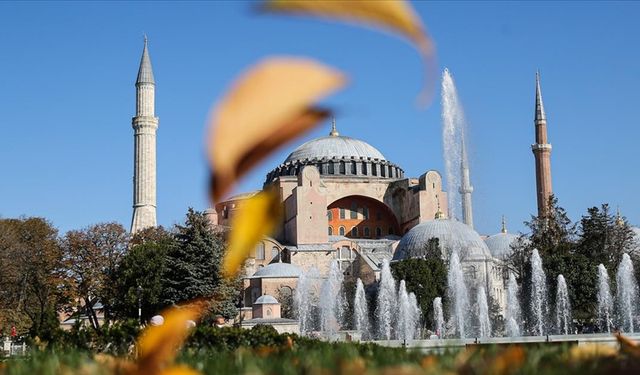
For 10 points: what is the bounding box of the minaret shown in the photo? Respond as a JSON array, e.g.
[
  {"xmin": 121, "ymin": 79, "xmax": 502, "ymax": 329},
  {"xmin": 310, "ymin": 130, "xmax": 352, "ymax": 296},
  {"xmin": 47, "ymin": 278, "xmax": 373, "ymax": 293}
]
[
  {"xmin": 131, "ymin": 36, "xmax": 158, "ymax": 233},
  {"xmin": 459, "ymin": 137, "xmax": 474, "ymax": 228},
  {"xmin": 531, "ymin": 71, "xmax": 553, "ymax": 217},
  {"xmin": 501, "ymin": 215, "xmax": 507, "ymax": 234}
]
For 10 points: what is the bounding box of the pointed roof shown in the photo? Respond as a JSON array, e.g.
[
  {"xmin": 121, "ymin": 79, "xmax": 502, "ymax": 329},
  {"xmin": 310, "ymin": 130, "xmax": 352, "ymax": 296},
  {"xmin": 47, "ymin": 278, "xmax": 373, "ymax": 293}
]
[
  {"xmin": 501, "ymin": 215, "xmax": 507, "ymax": 233},
  {"xmin": 136, "ymin": 36, "xmax": 155, "ymax": 85},
  {"xmin": 535, "ymin": 71, "xmax": 546, "ymax": 122}
]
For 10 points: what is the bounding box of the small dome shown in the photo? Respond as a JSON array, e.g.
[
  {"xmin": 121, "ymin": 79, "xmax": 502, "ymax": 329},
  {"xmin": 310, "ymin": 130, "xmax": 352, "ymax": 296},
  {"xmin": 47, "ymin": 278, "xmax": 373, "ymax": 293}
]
[
  {"xmin": 252, "ymin": 262, "xmax": 302, "ymax": 279},
  {"xmin": 394, "ymin": 219, "xmax": 492, "ymax": 261},
  {"xmin": 484, "ymin": 232, "xmax": 520, "ymax": 258},
  {"xmin": 254, "ymin": 295, "xmax": 279, "ymax": 305},
  {"xmin": 284, "ymin": 135, "xmax": 386, "ymax": 163}
]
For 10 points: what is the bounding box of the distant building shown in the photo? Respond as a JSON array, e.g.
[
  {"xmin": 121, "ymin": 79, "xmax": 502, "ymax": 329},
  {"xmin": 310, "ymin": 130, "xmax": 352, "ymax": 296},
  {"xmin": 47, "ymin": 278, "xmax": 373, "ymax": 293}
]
[{"xmin": 211, "ymin": 119, "xmax": 507, "ymax": 316}]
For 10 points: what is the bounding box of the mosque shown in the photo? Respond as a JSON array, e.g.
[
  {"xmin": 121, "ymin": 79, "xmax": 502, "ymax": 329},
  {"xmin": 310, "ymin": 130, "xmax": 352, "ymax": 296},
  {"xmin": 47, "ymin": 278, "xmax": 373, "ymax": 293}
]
[{"xmin": 127, "ymin": 39, "xmax": 566, "ymax": 328}]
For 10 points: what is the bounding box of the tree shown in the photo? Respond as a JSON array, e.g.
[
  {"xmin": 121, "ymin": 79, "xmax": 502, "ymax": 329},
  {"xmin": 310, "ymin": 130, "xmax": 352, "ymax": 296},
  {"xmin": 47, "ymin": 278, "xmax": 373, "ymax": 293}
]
[
  {"xmin": 508, "ymin": 195, "xmax": 577, "ymax": 333},
  {"xmin": 112, "ymin": 243, "xmax": 169, "ymax": 321},
  {"xmin": 390, "ymin": 238, "xmax": 447, "ymax": 330},
  {"xmin": 0, "ymin": 217, "xmax": 65, "ymax": 339},
  {"xmin": 161, "ymin": 208, "xmax": 241, "ymax": 320},
  {"xmin": 61, "ymin": 222, "xmax": 128, "ymax": 330}
]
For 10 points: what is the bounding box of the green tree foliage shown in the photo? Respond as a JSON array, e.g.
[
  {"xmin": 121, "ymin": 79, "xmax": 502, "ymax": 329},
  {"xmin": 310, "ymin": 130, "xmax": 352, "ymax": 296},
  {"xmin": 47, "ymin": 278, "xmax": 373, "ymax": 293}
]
[
  {"xmin": 390, "ymin": 238, "xmax": 447, "ymax": 330},
  {"xmin": 509, "ymin": 198, "xmax": 640, "ymax": 331},
  {"xmin": 161, "ymin": 208, "xmax": 241, "ymax": 320},
  {"xmin": 111, "ymin": 237, "xmax": 172, "ymax": 321},
  {"xmin": 0, "ymin": 217, "xmax": 65, "ymax": 339}
]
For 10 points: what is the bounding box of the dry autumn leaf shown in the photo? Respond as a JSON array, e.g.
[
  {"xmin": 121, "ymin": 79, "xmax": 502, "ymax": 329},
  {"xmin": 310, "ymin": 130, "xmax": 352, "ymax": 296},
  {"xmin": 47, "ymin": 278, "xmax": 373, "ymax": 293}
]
[
  {"xmin": 222, "ymin": 189, "xmax": 283, "ymax": 277},
  {"xmin": 136, "ymin": 304, "xmax": 204, "ymax": 375},
  {"xmin": 208, "ymin": 58, "xmax": 345, "ymax": 202},
  {"xmin": 260, "ymin": 0, "xmax": 435, "ymax": 105}
]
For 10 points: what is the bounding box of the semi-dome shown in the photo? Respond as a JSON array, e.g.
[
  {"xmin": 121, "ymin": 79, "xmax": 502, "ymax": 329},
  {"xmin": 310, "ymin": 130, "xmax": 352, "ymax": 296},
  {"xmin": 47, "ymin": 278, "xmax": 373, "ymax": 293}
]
[
  {"xmin": 251, "ymin": 262, "xmax": 302, "ymax": 279},
  {"xmin": 393, "ymin": 219, "xmax": 492, "ymax": 261},
  {"xmin": 284, "ymin": 135, "xmax": 386, "ymax": 163},
  {"xmin": 254, "ymin": 295, "xmax": 279, "ymax": 305},
  {"xmin": 484, "ymin": 232, "xmax": 520, "ymax": 258}
]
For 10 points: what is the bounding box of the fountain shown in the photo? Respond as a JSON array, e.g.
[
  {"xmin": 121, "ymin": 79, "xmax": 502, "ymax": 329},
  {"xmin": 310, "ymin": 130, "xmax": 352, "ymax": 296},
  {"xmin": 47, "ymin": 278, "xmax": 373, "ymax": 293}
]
[
  {"xmin": 319, "ymin": 260, "xmax": 346, "ymax": 337},
  {"xmin": 397, "ymin": 280, "xmax": 419, "ymax": 341},
  {"xmin": 441, "ymin": 68, "xmax": 469, "ymax": 221},
  {"xmin": 477, "ymin": 286, "xmax": 492, "ymax": 338},
  {"xmin": 616, "ymin": 253, "xmax": 639, "ymax": 333},
  {"xmin": 555, "ymin": 274, "xmax": 571, "ymax": 335},
  {"xmin": 353, "ymin": 278, "xmax": 371, "ymax": 339},
  {"xmin": 530, "ymin": 249, "xmax": 548, "ymax": 336},
  {"xmin": 295, "ymin": 267, "xmax": 320, "ymax": 335},
  {"xmin": 447, "ymin": 251, "xmax": 469, "ymax": 338},
  {"xmin": 433, "ymin": 297, "xmax": 444, "ymax": 338},
  {"xmin": 409, "ymin": 292, "xmax": 421, "ymax": 339},
  {"xmin": 597, "ymin": 264, "xmax": 613, "ymax": 333},
  {"xmin": 504, "ymin": 273, "xmax": 522, "ymax": 337},
  {"xmin": 376, "ymin": 259, "xmax": 397, "ymax": 340}
]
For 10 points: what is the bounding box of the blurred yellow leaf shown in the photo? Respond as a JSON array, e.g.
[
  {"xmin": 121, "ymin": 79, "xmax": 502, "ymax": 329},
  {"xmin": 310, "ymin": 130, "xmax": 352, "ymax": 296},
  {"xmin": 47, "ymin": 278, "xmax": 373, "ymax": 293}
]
[
  {"xmin": 159, "ymin": 365, "xmax": 201, "ymax": 375},
  {"xmin": 223, "ymin": 189, "xmax": 283, "ymax": 277},
  {"xmin": 616, "ymin": 332, "xmax": 640, "ymax": 357},
  {"xmin": 261, "ymin": 0, "xmax": 435, "ymax": 105},
  {"xmin": 568, "ymin": 343, "xmax": 617, "ymax": 362},
  {"xmin": 487, "ymin": 346, "xmax": 525, "ymax": 375},
  {"xmin": 137, "ymin": 304, "xmax": 203, "ymax": 375},
  {"xmin": 208, "ymin": 58, "xmax": 346, "ymax": 202}
]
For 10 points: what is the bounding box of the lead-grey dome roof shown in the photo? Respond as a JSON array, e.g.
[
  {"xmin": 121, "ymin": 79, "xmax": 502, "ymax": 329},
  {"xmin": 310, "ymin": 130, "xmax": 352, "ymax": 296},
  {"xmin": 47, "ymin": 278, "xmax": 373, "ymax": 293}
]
[
  {"xmin": 251, "ymin": 262, "xmax": 302, "ymax": 279},
  {"xmin": 484, "ymin": 232, "xmax": 520, "ymax": 258},
  {"xmin": 394, "ymin": 219, "xmax": 492, "ymax": 261},
  {"xmin": 284, "ymin": 135, "xmax": 386, "ymax": 163},
  {"xmin": 254, "ymin": 295, "xmax": 279, "ymax": 304}
]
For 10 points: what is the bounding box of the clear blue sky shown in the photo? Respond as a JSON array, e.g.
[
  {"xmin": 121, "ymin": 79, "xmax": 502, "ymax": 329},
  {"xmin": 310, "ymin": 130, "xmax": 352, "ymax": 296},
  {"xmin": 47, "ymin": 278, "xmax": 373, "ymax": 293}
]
[{"xmin": 1, "ymin": 1, "xmax": 639, "ymax": 236}]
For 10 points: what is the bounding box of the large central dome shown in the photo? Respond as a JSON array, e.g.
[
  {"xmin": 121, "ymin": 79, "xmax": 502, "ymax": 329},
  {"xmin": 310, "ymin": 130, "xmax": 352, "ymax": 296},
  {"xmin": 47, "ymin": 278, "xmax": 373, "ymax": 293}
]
[
  {"xmin": 265, "ymin": 122, "xmax": 404, "ymax": 184},
  {"xmin": 284, "ymin": 135, "xmax": 386, "ymax": 164}
]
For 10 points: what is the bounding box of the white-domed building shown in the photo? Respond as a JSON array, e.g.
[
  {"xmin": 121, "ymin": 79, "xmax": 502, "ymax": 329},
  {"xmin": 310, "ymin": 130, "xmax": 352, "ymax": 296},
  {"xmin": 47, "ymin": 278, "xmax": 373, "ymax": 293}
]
[
  {"xmin": 394, "ymin": 218, "xmax": 506, "ymax": 309},
  {"xmin": 484, "ymin": 218, "xmax": 521, "ymax": 260},
  {"xmin": 211, "ymin": 121, "xmax": 509, "ymax": 317}
]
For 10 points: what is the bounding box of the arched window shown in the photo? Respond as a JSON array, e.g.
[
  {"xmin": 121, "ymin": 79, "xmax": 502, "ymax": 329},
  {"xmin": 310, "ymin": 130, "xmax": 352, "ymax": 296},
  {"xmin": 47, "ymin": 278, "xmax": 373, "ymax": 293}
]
[
  {"xmin": 376, "ymin": 227, "xmax": 382, "ymax": 237},
  {"xmin": 327, "ymin": 210, "xmax": 333, "ymax": 220},
  {"xmin": 271, "ymin": 246, "xmax": 279, "ymax": 261},
  {"xmin": 256, "ymin": 242, "xmax": 265, "ymax": 260},
  {"xmin": 351, "ymin": 227, "xmax": 358, "ymax": 237},
  {"xmin": 339, "ymin": 208, "xmax": 346, "ymax": 219},
  {"xmin": 350, "ymin": 202, "xmax": 358, "ymax": 219},
  {"xmin": 361, "ymin": 162, "xmax": 368, "ymax": 175},
  {"xmin": 381, "ymin": 165, "xmax": 386, "ymax": 177},
  {"xmin": 372, "ymin": 164, "xmax": 377, "ymax": 176},
  {"xmin": 364, "ymin": 227, "xmax": 370, "ymax": 237},
  {"xmin": 363, "ymin": 207, "xmax": 369, "ymax": 219},
  {"xmin": 328, "ymin": 226, "xmax": 333, "ymax": 235},
  {"xmin": 328, "ymin": 162, "xmax": 335, "ymax": 174},
  {"xmin": 339, "ymin": 161, "xmax": 346, "ymax": 174},
  {"xmin": 351, "ymin": 162, "xmax": 357, "ymax": 175},
  {"xmin": 339, "ymin": 226, "xmax": 345, "ymax": 236}
]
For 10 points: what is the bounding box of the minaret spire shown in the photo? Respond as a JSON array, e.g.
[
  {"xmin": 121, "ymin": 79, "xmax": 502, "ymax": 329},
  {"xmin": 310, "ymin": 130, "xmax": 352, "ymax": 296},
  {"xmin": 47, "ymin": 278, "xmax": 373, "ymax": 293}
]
[
  {"xmin": 532, "ymin": 71, "xmax": 553, "ymax": 217},
  {"xmin": 459, "ymin": 135, "xmax": 474, "ymax": 228},
  {"xmin": 501, "ymin": 215, "xmax": 507, "ymax": 234},
  {"xmin": 329, "ymin": 117, "xmax": 339, "ymax": 137},
  {"xmin": 131, "ymin": 36, "xmax": 159, "ymax": 233}
]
